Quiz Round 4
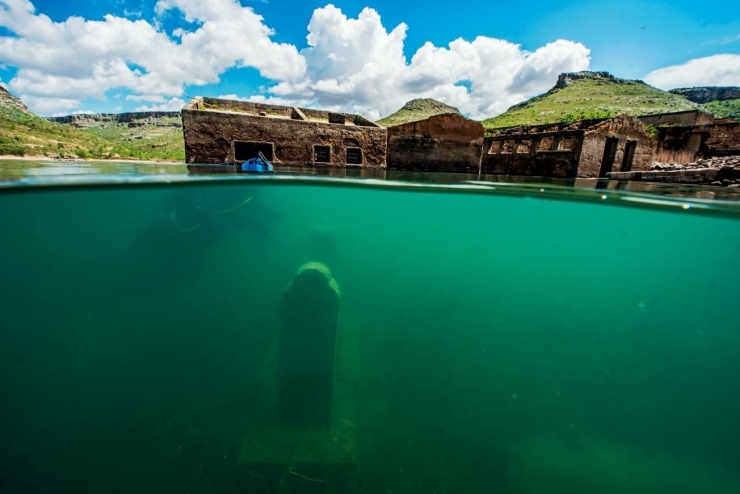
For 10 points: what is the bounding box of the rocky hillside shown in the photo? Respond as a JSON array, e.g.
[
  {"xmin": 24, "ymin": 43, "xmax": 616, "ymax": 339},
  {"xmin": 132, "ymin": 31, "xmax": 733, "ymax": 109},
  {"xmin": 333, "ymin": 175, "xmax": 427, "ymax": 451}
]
[
  {"xmin": 669, "ymin": 87, "xmax": 740, "ymax": 120},
  {"xmin": 669, "ymin": 87, "xmax": 740, "ymax": 104},
  {"xmin": 48, "ymin": 112, "xmax": 184, "ymax": 160},
  {"xmin": 0, "ymin": 87, "xmax": 184, "ymax": 160},
  {"xmin": 482, "ymin": 72, "xmax": 699, "ymax": 129},
  {"xmin": 377, "ymin": 98, "xmax": 461, "ymax": 127}
]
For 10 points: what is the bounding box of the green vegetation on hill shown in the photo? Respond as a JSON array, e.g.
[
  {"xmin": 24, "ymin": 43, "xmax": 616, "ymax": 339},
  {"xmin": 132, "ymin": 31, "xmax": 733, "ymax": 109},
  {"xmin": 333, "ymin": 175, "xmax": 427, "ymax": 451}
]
[
  {"xmin": 378, "ymin": 98, "xmax": 461, "ymax": 127},
  {"xmin": 701, "ymin": 99, "xmax": 740, "ymax": 120},
  {"xmin": 0, "ymin": 88, "xmax": 184, "ymax": 160},
  {"xmin": 482, "ymin": 74, "xmax": 698, "ymax": 129}
]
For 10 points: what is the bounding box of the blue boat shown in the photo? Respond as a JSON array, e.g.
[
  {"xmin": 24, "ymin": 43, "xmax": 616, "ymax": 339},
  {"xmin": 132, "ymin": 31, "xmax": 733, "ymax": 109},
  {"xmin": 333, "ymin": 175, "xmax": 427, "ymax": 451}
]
[{"xmin": 240, "ymin": 152, "xmax": 274, "ymax": 173}]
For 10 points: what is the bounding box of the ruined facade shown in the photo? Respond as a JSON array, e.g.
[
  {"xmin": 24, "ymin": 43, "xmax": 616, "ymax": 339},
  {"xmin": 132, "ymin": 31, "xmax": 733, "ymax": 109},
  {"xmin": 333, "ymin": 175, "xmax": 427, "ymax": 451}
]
[
  {"xmin": 482, "ymin": 115, "xmax": 654, "ymax": 178},
  {"xmin": 641, "ymin": 110, "xmax": 740, "ymax": 164},
  {"xmin": 386, "ymin": 113, "xmax": 485, "ymax": 172},
  {"xmin": 181, "ymin": 98, "xmax": 387, "ymax": 167}
]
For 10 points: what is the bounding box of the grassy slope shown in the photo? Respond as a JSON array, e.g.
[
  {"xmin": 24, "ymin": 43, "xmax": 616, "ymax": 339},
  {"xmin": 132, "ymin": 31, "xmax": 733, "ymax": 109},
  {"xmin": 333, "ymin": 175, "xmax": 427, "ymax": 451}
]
[
  {"xmin": 701, "ymin": 99, "xmax": 740, "ymax": 119},
  {"xmin": 482, "ymin": 78, "xmax": 698, "ymax": 129},
  {"xmin": 0, "ymin": 101, "xmax": 184, "ymax": 160},
  {"xmin": 81, "ymin": 117, "xmax": 184, "ymax": 161},
  {"xmin": 377, "ymin": 98, "xmax": 461, "ymax": 127},
  {"xmin": 0, "ymin": 106, "xmax": 116, "ymax": 158}
]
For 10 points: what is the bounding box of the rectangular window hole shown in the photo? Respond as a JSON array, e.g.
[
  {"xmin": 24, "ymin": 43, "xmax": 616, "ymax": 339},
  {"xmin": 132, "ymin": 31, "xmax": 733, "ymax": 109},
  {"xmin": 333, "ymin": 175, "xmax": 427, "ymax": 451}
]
[
  {"xmin": 234, "ymin": 141, "xmax": 274, "ymax": 161},
  {"xmin": 346, "ymin": 148, "xmax": 362, "ymax": 165},
  {"xmin": 559, "ymin": 138, "xmax": 574, "ymax": 151},
  {"xmin": 314, "ymin": 145, "xmax": 331, "ymax": 163}
]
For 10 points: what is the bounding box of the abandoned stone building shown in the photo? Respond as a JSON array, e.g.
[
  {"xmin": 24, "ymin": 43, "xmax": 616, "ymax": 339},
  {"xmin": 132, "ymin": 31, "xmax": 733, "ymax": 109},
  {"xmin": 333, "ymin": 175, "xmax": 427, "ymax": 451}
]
[
  {"xmin": 385, "ymin": 113, "xmax": 485, "ymax": 173},
  {"xmin": 482, "ymin": 115, "xmax": 654, "ymax": 178},
  {"xmin": 181, "ymin": 97, "xmax": 387, "ymax": 167},
  {"xmin": 637, "ymin": 110, "xmax": 740, "ymax": 164}
]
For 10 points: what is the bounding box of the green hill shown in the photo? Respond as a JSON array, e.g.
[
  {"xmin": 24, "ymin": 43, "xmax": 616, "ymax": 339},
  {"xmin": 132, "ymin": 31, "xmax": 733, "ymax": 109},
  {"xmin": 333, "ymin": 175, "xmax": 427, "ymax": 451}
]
[
  {"xmin": 482, "ymin": 72, "xmax": 699, "ymax": 129},
  {"xmin": 701, "ymin": 99, "xmax": 740, "ymax": 119},
  {"xmin": 0, "ymin": 87, "xmax": 184, "ymax": 160},
  {"xmin": 377, "ymin": 98, "xmax": 461, "ymax": 127}
]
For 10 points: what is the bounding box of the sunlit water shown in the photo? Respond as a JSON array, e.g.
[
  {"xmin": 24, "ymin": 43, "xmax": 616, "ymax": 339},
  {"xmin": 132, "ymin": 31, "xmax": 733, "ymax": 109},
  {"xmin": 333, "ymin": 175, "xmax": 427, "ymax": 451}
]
[{"xmin": 1, "ymin": 160, "xmax": 740, "ymax": 493}]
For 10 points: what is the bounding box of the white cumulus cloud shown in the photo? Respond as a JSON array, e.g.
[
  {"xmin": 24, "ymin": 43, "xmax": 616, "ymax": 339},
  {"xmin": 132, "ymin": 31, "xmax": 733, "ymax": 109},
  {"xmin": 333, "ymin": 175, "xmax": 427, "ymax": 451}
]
[
  {"xmin": 0, "ymin": 0, "xmax": 305, "ymax": 114},
  {"xmin": 645, "ymin": 54, "xmax": 740, "ymax": 89},
  {"xmin": 134, "ymin": 97, "xmax": 187, "ymax": 112},
  {"xmin": 254, "ymin": 5, "xmax": 591, "ymax": 120}
]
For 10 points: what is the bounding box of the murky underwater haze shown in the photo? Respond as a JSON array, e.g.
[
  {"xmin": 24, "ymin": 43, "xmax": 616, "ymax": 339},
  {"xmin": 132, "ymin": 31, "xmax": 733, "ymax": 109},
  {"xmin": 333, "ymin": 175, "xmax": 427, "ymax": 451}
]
[{"xmin": 1, "ymin": 178, "xmax": 740, "ymax": 493}]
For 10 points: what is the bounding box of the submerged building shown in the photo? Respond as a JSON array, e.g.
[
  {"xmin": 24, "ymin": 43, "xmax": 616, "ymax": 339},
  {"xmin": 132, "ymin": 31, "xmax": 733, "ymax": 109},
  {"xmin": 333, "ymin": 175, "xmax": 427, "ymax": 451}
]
[
  {"xmin": 386, "ymin": 113, "xmax": 485, "ymax": 173},
  {"xmin": 181, "ymin": 97, "xmax": 387, "ymax": 167},
  {"xmin": 482, "ymin": 115, "xmax": 654, "ymax": 178}
]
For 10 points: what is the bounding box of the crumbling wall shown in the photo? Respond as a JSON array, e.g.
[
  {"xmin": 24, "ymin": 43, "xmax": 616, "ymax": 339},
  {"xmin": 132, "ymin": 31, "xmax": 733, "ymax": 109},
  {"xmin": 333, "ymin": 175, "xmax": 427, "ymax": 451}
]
[
  {"xmin": 579, "ymin": 115, "xmax": 654, "ymax": 177},
  {"xmin": 705, "ymin": 123, "xmax": 740, "ymax": 157},
  {"xmin": 182, "ymin": 100, "xmax": 387, "ymax": 167},
  {"xmin": 386, "ymin": 113, "xmax": 484, "ymax": 172},
  {"xmin": 480, "ymin": 131, "xmax": 583, "ymax": 178}
]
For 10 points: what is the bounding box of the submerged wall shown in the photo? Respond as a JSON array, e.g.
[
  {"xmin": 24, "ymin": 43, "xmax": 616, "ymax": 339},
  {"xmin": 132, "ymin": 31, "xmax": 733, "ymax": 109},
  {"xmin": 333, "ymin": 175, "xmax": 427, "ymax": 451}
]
[{"xmin": 386, "ymin": 113, "xmax": 484, "ymax": 173}]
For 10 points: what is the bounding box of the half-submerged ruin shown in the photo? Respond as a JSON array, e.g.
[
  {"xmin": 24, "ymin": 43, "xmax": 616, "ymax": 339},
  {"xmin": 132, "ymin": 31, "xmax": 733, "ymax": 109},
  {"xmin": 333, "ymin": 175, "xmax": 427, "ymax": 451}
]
[
  {"xmin": 182, "ymin": 97, "xmax": 387, "ymax": 167},
  {"xmin": 482, "ymin": 115, "xmax": 654, "ymax": 178},
  {"xmin": 386, "ymin": 113, "xmax": 485, "ymax": 173}
]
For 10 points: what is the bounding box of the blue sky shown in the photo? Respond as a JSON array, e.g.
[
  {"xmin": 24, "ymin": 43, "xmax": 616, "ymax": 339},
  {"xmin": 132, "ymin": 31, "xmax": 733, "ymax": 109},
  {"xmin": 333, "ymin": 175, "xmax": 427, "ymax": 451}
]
[{"xmin": 0, "ymin": 0, "xmax": 738, "ymax": 117}]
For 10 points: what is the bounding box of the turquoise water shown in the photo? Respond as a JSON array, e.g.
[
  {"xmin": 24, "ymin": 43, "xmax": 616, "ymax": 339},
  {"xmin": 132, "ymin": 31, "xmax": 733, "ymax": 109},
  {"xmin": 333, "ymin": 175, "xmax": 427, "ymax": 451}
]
[{"xmin": 2, "ymin": 164, "xmax": 740, "ymax": 493}]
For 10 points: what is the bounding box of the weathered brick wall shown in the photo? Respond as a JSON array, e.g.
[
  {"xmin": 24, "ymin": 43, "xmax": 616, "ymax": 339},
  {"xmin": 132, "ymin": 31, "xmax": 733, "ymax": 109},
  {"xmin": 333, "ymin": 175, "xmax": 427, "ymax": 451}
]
[
  {"xmin": 182, "ymin": 106, "xmax": 387, "ymax": 167},
  {"xmin": 705, "ymin": 123, "xmax": 740, "ymax": 156},
  {"xmin": 579, "ymin": 115, "xmax": 654, "ymax": 177},
  {"xmin": 386, "ymin": 113, "xmax": 484, "ymax": 172}
]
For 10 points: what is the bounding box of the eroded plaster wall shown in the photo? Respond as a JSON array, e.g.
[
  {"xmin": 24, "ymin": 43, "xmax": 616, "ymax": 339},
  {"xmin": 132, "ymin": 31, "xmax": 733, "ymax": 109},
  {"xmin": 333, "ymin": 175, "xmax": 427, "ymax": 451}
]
[
  {"xmin": 578, "ymin": 116, "xmax": 654, "ymax": 177},
  {"xmin": 386, "ymin": 113, "xmax": 484, "ymax": 172}
]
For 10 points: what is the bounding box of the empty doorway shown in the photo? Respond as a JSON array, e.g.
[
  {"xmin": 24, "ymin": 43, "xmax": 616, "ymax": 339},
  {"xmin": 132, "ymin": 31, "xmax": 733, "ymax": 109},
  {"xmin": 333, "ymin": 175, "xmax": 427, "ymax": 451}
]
[
  {"xmin": 599, "ymin": 137, "xmax": 619, "ymax": 178},
  {"xmin": 620, "ymin": 141, "xmax": 637, "ymax": 172}
]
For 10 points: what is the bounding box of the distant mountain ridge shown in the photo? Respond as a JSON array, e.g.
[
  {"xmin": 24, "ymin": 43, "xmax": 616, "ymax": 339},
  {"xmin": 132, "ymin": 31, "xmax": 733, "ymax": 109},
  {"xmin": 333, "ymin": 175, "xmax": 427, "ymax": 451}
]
[
  {"xmin": 377, "ymin": 98, "xmax": 461, "ymax": 126},
  {"xmin": 669, "ymin": 87, "xmax": 740, "ymax": 104},
  {"xmin": 48, "ymin": 111, "xmax": 181, "ymax": 128}
]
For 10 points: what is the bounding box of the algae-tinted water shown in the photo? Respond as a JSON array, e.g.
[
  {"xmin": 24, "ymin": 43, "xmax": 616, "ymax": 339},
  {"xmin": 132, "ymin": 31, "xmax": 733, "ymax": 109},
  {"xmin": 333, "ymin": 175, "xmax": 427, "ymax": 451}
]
[{"xmin": 1, "ymin": 178, "xmax": 740, "ymax": 494}]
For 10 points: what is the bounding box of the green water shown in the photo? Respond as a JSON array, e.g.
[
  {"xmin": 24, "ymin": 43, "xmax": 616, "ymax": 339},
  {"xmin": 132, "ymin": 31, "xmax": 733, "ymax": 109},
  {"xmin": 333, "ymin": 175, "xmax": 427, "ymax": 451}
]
[{"xmin": 1, "ymin": 174, "xmax": 740, "ymax": 493}]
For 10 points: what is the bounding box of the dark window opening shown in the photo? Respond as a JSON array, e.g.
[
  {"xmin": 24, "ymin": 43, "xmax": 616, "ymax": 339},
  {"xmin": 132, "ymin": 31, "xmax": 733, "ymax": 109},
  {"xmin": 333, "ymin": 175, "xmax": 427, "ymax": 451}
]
[
  {"xmin": 621, "ymin": 141, "xmax": 637, "ymax": 172},
  {"xmin": 314, "ymin": 145, "xmax": 331, "ymax": 163},
  {"xmin": 234, "ymin": 141, "xmax": 274, "ymax": 161},
  {"xmin": 346, "ymin": 148, "xmax": 362, "ymax": 165},
  {"xmin": 599, "ymin": 137, "xmax": 619, "ymax": 177}
]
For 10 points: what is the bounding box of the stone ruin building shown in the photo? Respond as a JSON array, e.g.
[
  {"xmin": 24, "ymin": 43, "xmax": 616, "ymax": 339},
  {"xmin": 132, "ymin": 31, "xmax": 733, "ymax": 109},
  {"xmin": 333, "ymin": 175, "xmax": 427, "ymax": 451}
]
[
  {"xmin": 385, "ymin": 113, "xmax": 485, "ymax": 173},
  {"xmin": 638, "ymin": 110, "xmax": 740, "ymax": 165},
  {"xmin": 181, "ymin": 97, "xmax": 387, "ymax": 167},
  {"xmin": 482, "ymin": 115, "xmax": 654, "ymax": 178}
]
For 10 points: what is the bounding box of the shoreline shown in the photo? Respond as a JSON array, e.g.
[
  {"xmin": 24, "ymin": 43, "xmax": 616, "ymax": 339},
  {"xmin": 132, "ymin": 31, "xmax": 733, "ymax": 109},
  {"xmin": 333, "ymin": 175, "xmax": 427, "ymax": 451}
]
[{"xmin": 0, "ymin": 155, "xmax": 184, "ymax": 165}]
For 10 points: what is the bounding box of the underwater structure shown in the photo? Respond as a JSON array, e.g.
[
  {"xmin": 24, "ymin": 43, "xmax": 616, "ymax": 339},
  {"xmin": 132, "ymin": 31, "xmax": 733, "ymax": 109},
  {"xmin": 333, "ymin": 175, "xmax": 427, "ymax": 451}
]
[
  {"xmin": 181, "ymin": 97, "xmax": 387, "ymax": 167},
  {"xmin": 238, "ymin": 262, "xmax": 358, "ymax": 492}
]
